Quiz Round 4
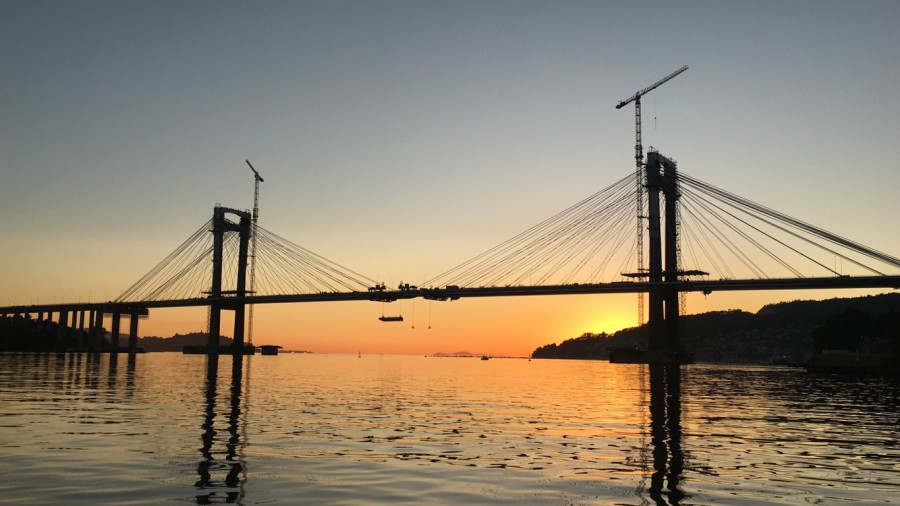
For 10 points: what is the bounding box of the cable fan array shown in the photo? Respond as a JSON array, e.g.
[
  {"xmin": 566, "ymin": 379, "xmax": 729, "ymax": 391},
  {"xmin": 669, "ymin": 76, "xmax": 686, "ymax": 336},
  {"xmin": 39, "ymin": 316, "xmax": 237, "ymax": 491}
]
[
  {"xmin": 424, "ymin": 170, "xmax": 900, "ymax": 290},
  {"xmin": 115, "ymin": 220, "xmax": 377, "ymax": 303},
  {"xmin": 423, "ymin": 174, "xmax": 640, "ymax": 288},
  {"xmin": 115, "ymin": 219, "xmax": 215, "ymax": 302},
  {"xmin": 675, "ymin": 172, "xmax": 900, "ymax": 280},
  {"xmin": 251, "ymin": 226, "xmax": 376, "ymax": 295},
  {"xmin": 114, "ymin": 169, "xmax": 899, "ymax": 304}
]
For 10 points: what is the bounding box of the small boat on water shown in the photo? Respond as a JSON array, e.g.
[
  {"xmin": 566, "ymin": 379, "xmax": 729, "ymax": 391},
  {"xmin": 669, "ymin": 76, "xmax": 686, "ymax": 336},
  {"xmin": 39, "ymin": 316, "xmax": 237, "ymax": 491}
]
[
  {"xmin": 379, "ymin": 315, "xmax": 404, "ymax": 322},
  {"xmin": 481, "ymin": 355, "xmax": 490, "ymax": 361},
  {"xmin": 183, "ymin": 344, "xmax": 256, "ymax": 355}
]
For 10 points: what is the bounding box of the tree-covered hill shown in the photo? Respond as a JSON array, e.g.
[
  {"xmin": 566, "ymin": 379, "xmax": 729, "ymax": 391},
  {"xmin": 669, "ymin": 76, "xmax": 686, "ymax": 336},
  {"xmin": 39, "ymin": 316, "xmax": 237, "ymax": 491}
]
[{"xmin": 532, "ymin": 293, "xmax": 900, "ymax": 364}]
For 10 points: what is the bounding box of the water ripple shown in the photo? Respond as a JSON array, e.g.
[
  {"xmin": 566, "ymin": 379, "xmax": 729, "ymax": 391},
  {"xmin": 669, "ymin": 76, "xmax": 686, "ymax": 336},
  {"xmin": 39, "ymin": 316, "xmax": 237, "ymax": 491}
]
[{"xmin": 0, "ymin": 354, "xmax": 898, "ymax": 504}]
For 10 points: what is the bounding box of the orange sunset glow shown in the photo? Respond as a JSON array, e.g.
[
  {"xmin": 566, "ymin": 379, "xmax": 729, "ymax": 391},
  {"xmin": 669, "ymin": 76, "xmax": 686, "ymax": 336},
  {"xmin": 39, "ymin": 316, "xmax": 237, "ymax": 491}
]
[{"xmin": 2, "ymin": 1, "xmax": 898, "ymax": 358}]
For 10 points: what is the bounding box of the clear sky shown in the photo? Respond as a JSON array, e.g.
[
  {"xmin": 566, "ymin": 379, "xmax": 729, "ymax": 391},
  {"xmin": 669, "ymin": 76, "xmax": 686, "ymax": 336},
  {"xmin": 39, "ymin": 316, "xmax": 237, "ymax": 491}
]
[{"xmin": 3, "ymin": 1, "xmax": 899, "ymax": 356}]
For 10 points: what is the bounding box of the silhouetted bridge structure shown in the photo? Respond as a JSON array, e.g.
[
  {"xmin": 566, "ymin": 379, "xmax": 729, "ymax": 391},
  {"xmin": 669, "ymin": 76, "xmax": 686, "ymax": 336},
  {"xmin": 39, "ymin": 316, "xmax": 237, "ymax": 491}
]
[{"xmin": 4, "ymin": 150, "xmax": 899, "ymax": 359}]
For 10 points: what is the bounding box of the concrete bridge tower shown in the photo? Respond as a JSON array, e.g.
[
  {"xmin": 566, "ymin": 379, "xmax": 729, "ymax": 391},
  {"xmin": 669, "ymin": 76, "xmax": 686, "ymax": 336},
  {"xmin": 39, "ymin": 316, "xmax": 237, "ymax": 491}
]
[
  {"xmin": 207, "ymin": 206, "xmax": 252, "ymax": 354},
  {"xmin": 645, "ymin": 151, "xmax": 693, "ymax": 361}
]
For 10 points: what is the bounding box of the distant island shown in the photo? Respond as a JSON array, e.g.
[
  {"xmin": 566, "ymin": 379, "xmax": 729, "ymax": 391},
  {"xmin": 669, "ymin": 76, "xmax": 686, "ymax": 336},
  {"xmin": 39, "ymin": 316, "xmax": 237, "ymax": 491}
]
[
  {"xmin": 531, "ymin": 293, "xmax": 900, "ymax": 365},
  {"xmin": 137, "ymin": 332, "xmax": 232, "ymax": 352},
  {"xmin": 137, "ymin": 333, "xmax": 312, "ymax": 353},
  {"xmin": 431, "ymin": 351, "xmax": 498, "ymax": 358}
]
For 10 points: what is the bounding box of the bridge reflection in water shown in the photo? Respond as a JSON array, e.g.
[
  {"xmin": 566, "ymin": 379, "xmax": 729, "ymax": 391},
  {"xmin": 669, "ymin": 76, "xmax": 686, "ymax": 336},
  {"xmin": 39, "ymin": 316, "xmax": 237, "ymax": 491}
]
[
  {"xmin": 6, "ymin": 349, "xmax": 899, "ymax": 504},
  {"xmin": 647, "ymin": 364, "xmax": 685, "ymax": 505},
  {"xmin": 196, "ymin": 356, "xmax": 248, "ymax": 504},
  {"xmin": 190, "ymin": 355, "xmax": 688, "ymax": 505}
]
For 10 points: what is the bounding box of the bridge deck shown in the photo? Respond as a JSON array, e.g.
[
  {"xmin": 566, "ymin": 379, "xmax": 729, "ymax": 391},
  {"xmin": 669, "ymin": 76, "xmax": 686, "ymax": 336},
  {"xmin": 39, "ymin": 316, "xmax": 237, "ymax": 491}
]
[{"xmin": 3, "ymin": 275, "xmax": 897, "ymax": 314}]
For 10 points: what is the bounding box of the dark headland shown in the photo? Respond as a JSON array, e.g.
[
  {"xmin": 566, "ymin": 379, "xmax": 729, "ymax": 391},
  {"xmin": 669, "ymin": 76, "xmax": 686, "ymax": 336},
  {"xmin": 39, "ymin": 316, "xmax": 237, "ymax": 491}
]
[{"xmin": 531, "ymin": 293, "xmax": 900, "ymax": 367}]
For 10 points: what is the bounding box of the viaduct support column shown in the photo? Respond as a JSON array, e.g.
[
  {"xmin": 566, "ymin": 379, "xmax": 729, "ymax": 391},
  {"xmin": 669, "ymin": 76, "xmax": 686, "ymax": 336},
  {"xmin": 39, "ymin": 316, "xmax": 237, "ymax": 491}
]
[
  {"xmin": 110, "ymin": 311, "xmax": 121, "ymax": 353},
  {"xmin": 87, "ymin": 310, "xmax": 95, "ymax": 349},
  {"xmin": 77, "ymin": 310, "xmax": 86, "ymax": 350},
  {"xmin": 90, "ymin": 310, "xmax": 102, "ymax": 350},
  {"xmin": 57, "ymin": 310, "xmax": 69, "ymax": 343},
  {"xmin": 128, "ymin": 312, "xmax": 139, "ymax": 352}
]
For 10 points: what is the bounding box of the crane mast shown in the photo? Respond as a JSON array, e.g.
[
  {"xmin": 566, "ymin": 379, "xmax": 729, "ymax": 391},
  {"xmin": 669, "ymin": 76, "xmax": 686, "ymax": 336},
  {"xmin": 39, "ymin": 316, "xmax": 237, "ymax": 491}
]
[
  {"xmin": 616, "ymin": 65, "xmax": 688, "ymax": 326},
  {"xmin": 245, "ymin": 159, "xmax": 264, "ymax": 345}
]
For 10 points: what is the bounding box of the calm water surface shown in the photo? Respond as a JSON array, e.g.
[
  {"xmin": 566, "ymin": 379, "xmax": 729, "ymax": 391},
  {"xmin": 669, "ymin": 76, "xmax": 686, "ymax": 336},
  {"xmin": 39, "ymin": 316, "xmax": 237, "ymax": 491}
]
[{"xmin": 0, "ymin": 353, "xmax": 897, "ymax": 505}]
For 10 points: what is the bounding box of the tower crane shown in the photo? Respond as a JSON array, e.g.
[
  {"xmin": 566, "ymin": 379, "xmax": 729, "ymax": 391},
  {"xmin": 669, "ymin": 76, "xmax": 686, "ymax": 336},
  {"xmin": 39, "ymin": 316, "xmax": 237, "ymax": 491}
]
[
  {"xmin": 245, "ymin": 159, "xmax": 264, "ymax": 344},
  {"xmin": 616, "ymin": 65, "xmax": 688, "ymax": 326}
]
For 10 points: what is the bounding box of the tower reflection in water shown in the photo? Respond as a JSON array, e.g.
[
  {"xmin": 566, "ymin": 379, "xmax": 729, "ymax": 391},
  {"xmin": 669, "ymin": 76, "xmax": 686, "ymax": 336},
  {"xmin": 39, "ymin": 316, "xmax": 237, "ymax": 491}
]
[
  {"xmin": 647, "ymin": 364, "xmax": 685, "ymax": 505},
  {"xmin": 196, "ymin": 356, "xmax": 248, "ymax": 504},
  {"xmin": 189, "ymin": 356, "xmax": 682, "ymax": 504}
]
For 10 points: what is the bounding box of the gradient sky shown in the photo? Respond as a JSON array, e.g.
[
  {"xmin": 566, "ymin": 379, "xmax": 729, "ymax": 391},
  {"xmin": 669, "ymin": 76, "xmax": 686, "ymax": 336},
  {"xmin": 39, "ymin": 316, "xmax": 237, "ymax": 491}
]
[{"xmin": 3, "ymin": 1, "xmax": 899, "ymax": 356}]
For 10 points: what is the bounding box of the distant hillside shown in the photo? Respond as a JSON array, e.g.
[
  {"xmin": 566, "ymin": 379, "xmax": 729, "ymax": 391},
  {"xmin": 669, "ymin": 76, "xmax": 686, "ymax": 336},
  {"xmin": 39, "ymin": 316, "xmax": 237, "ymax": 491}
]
[
  {"xmin": 138, "ymin": 332, "xmax": 233, "ymax": 352},
  {"xmin": 532, "ymin": 293, "xmax": 900, "ymax": 364},
  {"xmin": 0, "ymin": 322, "xmax": 234, "ymax": 352},
  {"xmin": 0, "ymin": 315, "xmax": 78, "ymax": 351}
]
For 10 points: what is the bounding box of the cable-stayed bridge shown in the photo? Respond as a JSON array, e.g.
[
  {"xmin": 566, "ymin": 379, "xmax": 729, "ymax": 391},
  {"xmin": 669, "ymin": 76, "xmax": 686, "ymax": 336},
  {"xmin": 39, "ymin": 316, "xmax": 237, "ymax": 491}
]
[{"xmin": 3, "ymin": 149, "xmax": 899, "ymax": 358}]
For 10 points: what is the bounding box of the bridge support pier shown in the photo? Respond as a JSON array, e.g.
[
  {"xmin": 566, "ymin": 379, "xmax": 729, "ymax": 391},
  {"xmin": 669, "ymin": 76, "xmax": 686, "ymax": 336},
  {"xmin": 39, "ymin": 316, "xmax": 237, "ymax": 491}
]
[
  {"xmin": 232, "ymin": 301, "xmax": 246, "ymax": 349},
  {"xmin": 128, "ymin": 312, "xmax": 139, "ymax": 352},
  {"xmin": 57, "ymin": 310, "xmax": 69, "ymax": 343},
  {"xmin": 110, "ymin": 311, "xmax": 121, "ymax": 353},
  {"xmin": 90, "ymin": 310, "xmax": 102, "ymax": 350},
  {"xmin": 77, "ymin": 310, "xmax": 86, "ymax": 350},
  {"xmin": 209, "ymin": 307, "xmax": 221, "ymax": 354}
]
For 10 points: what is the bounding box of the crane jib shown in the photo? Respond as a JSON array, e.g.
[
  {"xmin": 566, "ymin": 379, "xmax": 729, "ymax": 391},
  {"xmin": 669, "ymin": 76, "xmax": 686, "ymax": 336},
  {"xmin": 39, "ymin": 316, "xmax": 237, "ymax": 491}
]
[{"xmin": 616, "ymin": 65, "xmax": 689, "ymax": 109}]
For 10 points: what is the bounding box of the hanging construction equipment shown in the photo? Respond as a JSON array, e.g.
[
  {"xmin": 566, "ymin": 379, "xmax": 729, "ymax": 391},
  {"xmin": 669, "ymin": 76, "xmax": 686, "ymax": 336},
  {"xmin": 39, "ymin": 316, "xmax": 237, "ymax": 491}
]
[{"xmin": 379, "ymin": 299, "xmax": 403, "ymax": 322}]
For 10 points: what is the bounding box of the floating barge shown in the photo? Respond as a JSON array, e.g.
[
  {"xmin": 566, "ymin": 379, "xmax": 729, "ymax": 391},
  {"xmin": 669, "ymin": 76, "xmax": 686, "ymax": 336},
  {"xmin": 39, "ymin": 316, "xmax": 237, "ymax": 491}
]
[
  {"xmin": 259, "ymin": 345, "xmax": 282, "ymax": 356},
  {"xmin": 183, "ymin": 344, "xmax": 256, "ymax": 355}
]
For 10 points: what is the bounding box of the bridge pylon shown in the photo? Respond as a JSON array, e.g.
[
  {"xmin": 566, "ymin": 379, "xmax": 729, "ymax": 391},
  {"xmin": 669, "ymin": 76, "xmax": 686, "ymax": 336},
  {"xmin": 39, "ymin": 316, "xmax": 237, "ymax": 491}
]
[
  {"xmin": 207, "ymin": 206, "xmax": 252, "ymax": 354},
  {"xmin": 646, "ymin": 151, "xmax": 696, "ymax": 362}
]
